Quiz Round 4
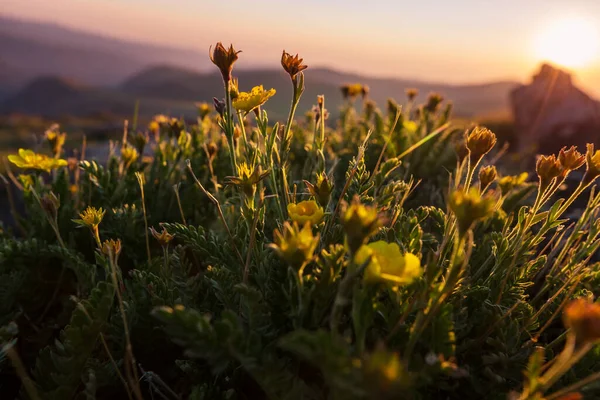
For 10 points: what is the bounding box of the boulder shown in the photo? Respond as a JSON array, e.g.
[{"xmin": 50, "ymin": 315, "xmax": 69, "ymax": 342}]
[{"xmin": 510, "ymin": 63, "xmax": 600, "ymax": 154}]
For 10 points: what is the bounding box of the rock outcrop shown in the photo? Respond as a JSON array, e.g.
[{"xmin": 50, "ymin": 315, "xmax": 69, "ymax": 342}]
[{"xmin": 510, "ymin": 63, "xmax": 600, "ymax": 154}]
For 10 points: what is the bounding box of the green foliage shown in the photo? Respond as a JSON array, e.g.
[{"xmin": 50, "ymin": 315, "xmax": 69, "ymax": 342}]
[{"xmin": 1, "ymin": 52, "xmax": 600, "ymax": 400}]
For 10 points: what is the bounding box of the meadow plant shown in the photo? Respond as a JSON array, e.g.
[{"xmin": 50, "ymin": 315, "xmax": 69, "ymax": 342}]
[{"xmin": 1, "ymin": 42, "xmax": 600, "ymax": 400}]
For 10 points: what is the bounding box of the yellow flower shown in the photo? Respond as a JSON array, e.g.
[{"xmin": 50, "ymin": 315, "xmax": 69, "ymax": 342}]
[
  {"xmin": 341, "ymin": 196, "xmax": 381, "ymax": 254},
  {"xmin": 8, "ymin": 149, "xmax": 68, "ymax": 173},
  {"xmin": 232, "ymin": 85, "xmax": 276, "ymax": 115},
  {"xmin": 498, "ymin": 172, "xmax": 529, "ymax": 195},
  {"xmin": 18, "ymin": 174, "xmax": 34, "ymax": 191},
  {"xmin": 73, "ymin": 206, "xmax": 106, "ymax": 230},
  {"xmin": 287, "ymin": 200, "xmax": 324, "ymax": 226},
  {"xmin": 196, "ymin": 102, "xmax": 212, "ymax": 119},
  {"xmin": 403, "ymin": 120, "xmax": 418, "ymax": 134},
  {"xmin": 536, "ymin": 154, "xmax": 562, "ymax": 191},
  {"xmin": 121, "ymin": 144, "xmax": 139, "ymax": 167},
  {"xmin": 354, "ymin": 241, "xmax": 422, "ymax": 286},
  {"xmin": 558, "ymin": 145, "xmax": 584, "ymax": 172},
  {"xmin": 269, "ymin": 221, "xmax": 319, "ymax": 269},
  {"xmin": 448, "ymin": 187, "xmax": 496, "ymax": 236},
  {"xmin": 45, "ymin": 127, "xmax": 67, "ymax": 155},
  {"xmin": 224, "ymin": 162, "xmax": 270, "ymax": 198}
]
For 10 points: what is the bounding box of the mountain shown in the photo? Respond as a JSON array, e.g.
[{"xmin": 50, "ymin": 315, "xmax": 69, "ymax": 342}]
[
  {"xmin": 1, "ymin": 76, "xmax": 196, "ymax": 119},
  {"xmin": 121, "ymin": 65, "xmax": 519, "ymax": 118},
  {"xmin": 0, "ymin": 15, "xmax": 209, "ymax": 86}
]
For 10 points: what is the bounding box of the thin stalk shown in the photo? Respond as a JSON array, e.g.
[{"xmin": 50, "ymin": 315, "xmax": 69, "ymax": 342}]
[
  {"xmin": 136, "ymin": 173, "xmax": 152, "ymax": 264},
  {"xmin": 5, "ymin": 346, "xmax": 41, "ymax": 400}
]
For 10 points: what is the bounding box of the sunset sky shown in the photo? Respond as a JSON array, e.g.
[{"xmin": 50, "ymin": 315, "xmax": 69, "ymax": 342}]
[{"xmin": 3, "ymin": 0, "xmax": 600, "ymax": 94}]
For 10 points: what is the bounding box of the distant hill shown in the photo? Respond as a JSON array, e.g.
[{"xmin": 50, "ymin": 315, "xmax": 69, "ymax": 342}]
[
  {"xmin": 0, "ymin": 76, "xmax": 197, "ymax": 119},
  {"xmin": 0, "ymin": 15, "xmax": 210, "ymax": 86},
  {"xmin": 121, "ymin": 65, "xmax": 519, "ymax": 119},
  {"xmin": 0, "ymin": 64, "xmax": 519, "ymax": 122}
]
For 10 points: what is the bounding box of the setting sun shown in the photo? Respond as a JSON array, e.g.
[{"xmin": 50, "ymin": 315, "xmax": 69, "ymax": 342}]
[{"xmin": 534, "ymin": 17, "xmax": 599, "ymax": 68}]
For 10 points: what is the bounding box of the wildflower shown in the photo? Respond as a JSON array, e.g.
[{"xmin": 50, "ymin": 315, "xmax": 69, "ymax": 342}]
[
  {"xmin": 44, "ymin": 127, "xmax": 66, "ymax": 155},
  {"xmin": 406, "ymin": 88, "xmax": 419, "ymax": 101},
  {"xmin": 479, "ymin": 165, "xmax": 497, "ymax": 191},
  {"xmin": 287, "ymin": 200, "xmax": 324, "ymax": 226},
  {"xmin": 448, "ymin": 187, "xmax": 496, "ymax": 236},
  {"xmin": 150, "ymin": 226, "xmax": 174, "ymax": 247},
  {"xmin": 224, "ymin": 162, "xmax": 270, "ymax": 198},
  {"xmin": 269, "ymin": 221, "xmax": 319, "ymax": 269},
  {"xmin": 424, "ymin": 93, "xmax": 443, "ymax": 113},
  {"xmin": 341, "ymin": 83, "xmax": 364, "ymax": 100},
  {"xmin": 563, "ymin": 298, "xmax": 600, "ymax": 344},
  {"xmin": 209, "ymin": 42, "xmax": 241, "ymax": 83},
  {"xmin": 355, "ymin": 241, "xmax": 422, "ymax": 286},
  {"xmin": 281, "ymin": 50, "xmax": 308, "ymax": 79},
  {"xmin": 362, "ymin": 347, "xmax": 409, "ymax": 392},
  {"xmin": 232, "ymin": 86, "xmax": 276, "ymax": 115},
  {"xmin": 583, "ymin": 143, "xmax": 600, "ymax": 186},
  {"xmin": 558, "ymin": 146, "xmax": 585, "ymax": 172},
  {"xmin": 498, "ymin": 173, "xmax": 529, "ymax": 195},
  {"xmin": 8, "ymin": 149, "xmax": 68, "ymax": 173},
  {"xmin": 465, "ymin": 126, "xmax": 497, "ymax": 164},
  {"xmin": 73, "ymin": 206, "xmax": 106, "ymax": 230},
  {"xmin": 403, "ymin": 120, "xmax": 418, "ymax": 134},
  {"xmin": 536, "ymin": 154, "xmax": 562, "ymax": 191},
  {"xmin": 121, "ymin": 144, "xmax": 139, "ymax": 167},
  {"xmin": 304, "ymin": 172, "xmax": 333, "ymax": 207},
  {"xmin": 101, "ymin": 239, "xmax": 122, "ymax": 264},
  {"xmin": 196, "ymin": 102, "xmax": 212, "ymax": 119},
  {"xmin": 40, "ymin": 192, "xmax": 60, "ymax": 220},
  {"xmin": 341, "ymin": 196, "xmax": 382, "ymax": 254}
]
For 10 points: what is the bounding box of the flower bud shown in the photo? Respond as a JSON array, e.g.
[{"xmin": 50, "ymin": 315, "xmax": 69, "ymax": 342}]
[
  {"xmin": 479, "ymin": 165, "xmax": 497, "ymax": 191},
  {"xmin": 465, "ymin": 127, "xmax": 497, "ymax": 164},
  {"xmin": 213, "ymin": 97, "xmax": 226, "ymax": 118},
  {"xmin": 448, "ymin": 187, "xmax": 496, "ymax": 236},
  {"xmin": 341, "ymin": 196, "xmax": 382, "ymax": 254},
  {"xmin": 406, "ymin": 88, "xmax": 418, "ymax": 101},
  {"xmin": 536, "ymin": 154, "xmax": 561, "ymax": 192},
  {"xmin": 583, "ymin": 143, "xmax": 600, "ymax": 186},
  {"xmin": 558, "ymin": 146, "xmax": 585, "ymax": 172},
  {"xmin": 304, "ymin": 172, "xmax": 333, "ymax": 208},
  {"xmin": 149, "ymin": 226, "xmax": 174, "ymax": 247},
  {"xmin": 281, "ymin": 50, "xmax": 308, "ymax": 79},
  {"xmin": 563, "ymin": 298, "xmax": 600, "ymax": 344},
  {"xmin": 41, "ymin": 192, "xmax": 60, "ymax": 220}
]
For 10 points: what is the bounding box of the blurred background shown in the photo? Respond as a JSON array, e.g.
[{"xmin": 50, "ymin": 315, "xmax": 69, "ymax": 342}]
[{"xmin": 0, "ymin": 0, "xmax": 599, "ymax": 161}]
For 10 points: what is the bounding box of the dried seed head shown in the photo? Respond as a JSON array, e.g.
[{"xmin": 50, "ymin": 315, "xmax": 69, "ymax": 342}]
[
  {"xmin": 209, "ymin": 42, "xmax": 241, "ymax": 83},
  {"xmin": 536, "ymin": 154, "xmax": 562, "ymax": 191},
  {"xmin": 424, "ymin": 93, "xmax": 443, "ymax": 113},
  {"xmin": 465, "ymin": 127, "xmax": 497, "ymax": 163},
  {"xmin": 406, "ymin": 88, "xmax": 419, "ymax": 101},
  {"xmin": 558, "ymin": 146, "xmax": 585, "ymax": 172},
  {"xmin": 281, "ymin": 50, "xmax": 308, "ymax": 79}
]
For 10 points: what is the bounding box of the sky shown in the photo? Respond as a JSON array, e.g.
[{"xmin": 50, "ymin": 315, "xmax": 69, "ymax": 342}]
[{"xmin": 2, "ymin": 0, "xmax": 600, "ymax": 93}]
